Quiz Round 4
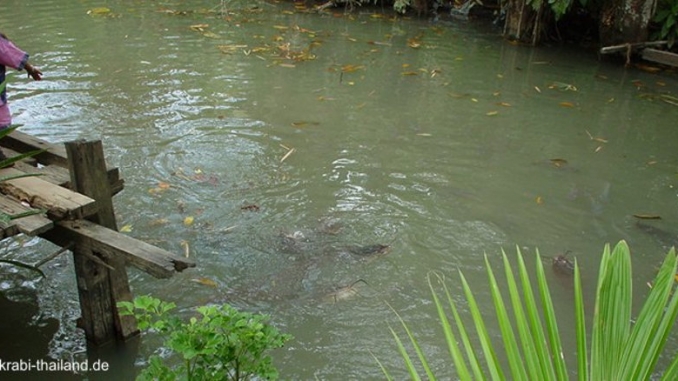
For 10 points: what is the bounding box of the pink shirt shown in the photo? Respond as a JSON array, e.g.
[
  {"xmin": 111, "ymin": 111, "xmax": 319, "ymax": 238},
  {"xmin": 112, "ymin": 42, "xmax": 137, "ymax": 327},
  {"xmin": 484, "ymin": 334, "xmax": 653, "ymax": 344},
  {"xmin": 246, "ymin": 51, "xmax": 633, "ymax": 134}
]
[{"xmin": 0, "ymin": 36, "xmax": 29, "ymax": 128}]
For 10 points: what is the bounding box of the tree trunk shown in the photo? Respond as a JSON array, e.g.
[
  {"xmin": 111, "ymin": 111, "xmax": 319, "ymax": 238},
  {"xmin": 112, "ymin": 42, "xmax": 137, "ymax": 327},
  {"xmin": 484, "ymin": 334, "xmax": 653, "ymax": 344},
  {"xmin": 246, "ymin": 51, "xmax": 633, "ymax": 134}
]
[
  {"xmin": 503, "ymin": 0, "xmax": 546, "ymax": 45},
  {"xmin": 599, "ymin": 0, "xmax": 658, "ymax": 46}
]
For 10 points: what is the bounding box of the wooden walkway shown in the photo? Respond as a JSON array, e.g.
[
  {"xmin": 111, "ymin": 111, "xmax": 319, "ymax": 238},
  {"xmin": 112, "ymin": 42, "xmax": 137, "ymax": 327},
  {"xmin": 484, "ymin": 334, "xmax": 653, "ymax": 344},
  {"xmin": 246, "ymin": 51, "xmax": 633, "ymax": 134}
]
[{"xmin": 0, "ymin": 130, "xmax": 195, "ymax": 345}]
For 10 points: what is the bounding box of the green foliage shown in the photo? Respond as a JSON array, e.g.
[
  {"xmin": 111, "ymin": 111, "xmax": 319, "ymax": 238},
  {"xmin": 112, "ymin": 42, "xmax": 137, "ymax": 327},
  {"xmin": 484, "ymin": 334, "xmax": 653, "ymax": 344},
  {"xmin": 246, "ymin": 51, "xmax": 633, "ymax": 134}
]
[
  {"xmin": 653, "ymin": 0, "xmax": 678, "ymax": 46},
  {"xmin": 394, "ymin": 0, "xmax": 411, "ymax": 14},
  {"xmin": 118, "ymin": 296, "xmax": 292, "ymax": 381},
  {"xmin": 384, "ymin": 241, "xmax": 678, "ymax": 380}
]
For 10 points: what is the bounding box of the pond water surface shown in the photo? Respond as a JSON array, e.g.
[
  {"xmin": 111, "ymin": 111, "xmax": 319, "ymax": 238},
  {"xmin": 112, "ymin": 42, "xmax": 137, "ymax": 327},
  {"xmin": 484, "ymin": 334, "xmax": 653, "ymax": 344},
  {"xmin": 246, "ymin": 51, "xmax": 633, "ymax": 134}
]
[{"xmin": 2, "ymin": 0, "xmax": 678, "ymax": 379}]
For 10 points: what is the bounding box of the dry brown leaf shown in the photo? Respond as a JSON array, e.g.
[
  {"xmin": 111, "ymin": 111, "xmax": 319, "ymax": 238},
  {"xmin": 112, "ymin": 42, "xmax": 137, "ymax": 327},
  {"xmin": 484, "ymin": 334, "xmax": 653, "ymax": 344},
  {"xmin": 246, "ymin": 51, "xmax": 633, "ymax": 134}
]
[{"xmin": 633, "ymin": 214, "xmax": 661, "ymax": 220}]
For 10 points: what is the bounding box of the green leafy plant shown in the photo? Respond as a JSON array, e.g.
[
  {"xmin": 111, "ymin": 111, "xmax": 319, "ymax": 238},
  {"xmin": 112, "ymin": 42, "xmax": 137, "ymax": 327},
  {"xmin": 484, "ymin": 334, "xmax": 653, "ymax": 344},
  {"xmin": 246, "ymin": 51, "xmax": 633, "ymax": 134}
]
[
  {"xmin": 118, "ymin": 296, "xmax": 292, "ymax": 381},
  {"xmin": 383, "ymin": 241, "xmax": 678, "ymax": 380},
  {"xmin": 653, "ymin": 0, "xmax": 678, "ymax": 46}
]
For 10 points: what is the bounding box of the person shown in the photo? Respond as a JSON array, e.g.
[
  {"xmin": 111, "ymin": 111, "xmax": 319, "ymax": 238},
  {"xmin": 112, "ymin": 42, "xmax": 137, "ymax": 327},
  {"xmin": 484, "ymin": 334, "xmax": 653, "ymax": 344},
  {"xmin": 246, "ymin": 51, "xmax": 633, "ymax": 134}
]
[{"xmin": 0, "ymin": 32, "xmax": 42, "ymax": 161}]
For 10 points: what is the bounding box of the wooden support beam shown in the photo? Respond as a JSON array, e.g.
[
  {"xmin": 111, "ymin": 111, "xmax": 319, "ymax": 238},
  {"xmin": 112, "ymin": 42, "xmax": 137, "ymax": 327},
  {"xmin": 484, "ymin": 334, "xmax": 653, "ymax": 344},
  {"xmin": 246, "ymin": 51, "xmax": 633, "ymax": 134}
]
[
  {"xmin": 0, "ymin": 167, "xmax": 97, "ymax": 220},
  {"xmin": 43, "ymin": 219, "xmax": 195, "ymax": 278},
  {"xmin": 64, "ymin": 140, "xmax": 136, "ymax": 345},
  {"xmin": 642, "ymin": 48, "xmax": 678, "ymax": 68}
]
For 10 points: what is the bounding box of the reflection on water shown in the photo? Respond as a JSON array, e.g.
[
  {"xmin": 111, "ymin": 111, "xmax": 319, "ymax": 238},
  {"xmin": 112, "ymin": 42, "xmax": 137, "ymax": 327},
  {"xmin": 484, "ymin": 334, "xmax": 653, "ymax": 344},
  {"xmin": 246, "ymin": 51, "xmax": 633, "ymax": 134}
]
[{"xmin": 2, "ymin": 0, "xmax": 678, "ymax": 379}]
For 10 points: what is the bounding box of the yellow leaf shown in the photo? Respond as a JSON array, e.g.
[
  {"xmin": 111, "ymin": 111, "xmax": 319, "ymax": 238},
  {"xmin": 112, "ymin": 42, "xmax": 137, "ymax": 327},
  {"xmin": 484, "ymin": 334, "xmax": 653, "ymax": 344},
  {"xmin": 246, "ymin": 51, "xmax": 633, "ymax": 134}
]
[
  {"xmin": 120, "ymin": 224, "xmax": 133, "ymax": 233},
  {"xmin": 88, "ymin": 7, "xmax": 111, "ymax": 15},
  {"xmin": 550, "ymin": 158, "xmax": 568, "ymax": 167},
  {"xmin": 536, "ymin": 196, "xmax": 543, "ymax": 205},
  {"xmin": 158, "ymin": 181, "xmax": 171, "ymax": 189},
  {"xmin": 149, "ymin": 218, "xmax": 169, "ymax": 226},
  {"xmin": 273, "ymin": 25, "xmax": 289, "ymax": 30},
  {"xmin": 191, "ymin": 277, "xmax": 218, "ymax": 287},
  {"xmin": 184, "ymin": 216, "xmax": 195, "ymax": 226},
  {"xmin": 486, "ymin": 111, "xmax": 499, "ymax": 116},
  {"xmin": 559, "ymin": 101, "xmax": 575, "ymax": 108}
]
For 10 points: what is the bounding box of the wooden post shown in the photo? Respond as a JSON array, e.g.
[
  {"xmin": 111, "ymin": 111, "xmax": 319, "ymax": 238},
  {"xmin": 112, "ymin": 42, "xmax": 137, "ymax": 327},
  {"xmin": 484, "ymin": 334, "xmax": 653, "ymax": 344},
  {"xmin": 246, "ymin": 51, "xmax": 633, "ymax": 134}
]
[{"xmin": 65, "ymin": 140, "xmax": 137, "ymax": 345}]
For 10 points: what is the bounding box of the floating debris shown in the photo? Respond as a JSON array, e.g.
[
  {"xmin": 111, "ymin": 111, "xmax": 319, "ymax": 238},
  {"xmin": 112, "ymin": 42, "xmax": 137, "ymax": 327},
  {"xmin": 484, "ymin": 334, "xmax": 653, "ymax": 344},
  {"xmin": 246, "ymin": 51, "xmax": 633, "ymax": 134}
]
[
  {"xmin": 322, "ymin": 279, "xmax": 368, "ymax": 304},
  {"xmin": 552, "ymin": 251, "xmax": 575, "ymax": 276}
]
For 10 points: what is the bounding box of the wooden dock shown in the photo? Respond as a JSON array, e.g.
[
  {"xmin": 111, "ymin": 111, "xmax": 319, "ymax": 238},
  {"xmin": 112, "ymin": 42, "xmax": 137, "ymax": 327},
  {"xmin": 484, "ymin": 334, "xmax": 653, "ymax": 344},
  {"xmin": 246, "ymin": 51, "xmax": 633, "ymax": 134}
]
[{"xmin": 0, "ymin": 130, "xmax": 195, "ymax": 345}]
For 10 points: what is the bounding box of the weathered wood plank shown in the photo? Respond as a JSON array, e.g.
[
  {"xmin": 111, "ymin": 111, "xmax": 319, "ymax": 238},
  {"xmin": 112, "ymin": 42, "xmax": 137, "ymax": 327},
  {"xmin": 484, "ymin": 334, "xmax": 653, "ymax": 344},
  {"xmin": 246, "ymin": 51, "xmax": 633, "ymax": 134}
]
[
  {"xmin": 642, "ymin": 48, "xmax": 678, "ymax": 68},
  {"xmin": 0, "ymin": 196, "xmax": 53, "ymax": 235},
  {"xmin": 65, "ymin": 140, "xmax": 136, "ymax": 344},
  {"xmin": 3, "ymin": 130, "xmax": 69, "ymax": 166},
  {"xmin": 599, "ymin": 40, "xmax": 668, "ymax": 54},
  {"xmin": 0, "ymin": 167, "xmax": 97, "ymax": 220},
  {"xmin": 46, "ymin": 219, "xmax": 195, "ymax": 278},
  {"xmin": 1, "ymin": 131, "xmax": 123, "ymax": 194}
]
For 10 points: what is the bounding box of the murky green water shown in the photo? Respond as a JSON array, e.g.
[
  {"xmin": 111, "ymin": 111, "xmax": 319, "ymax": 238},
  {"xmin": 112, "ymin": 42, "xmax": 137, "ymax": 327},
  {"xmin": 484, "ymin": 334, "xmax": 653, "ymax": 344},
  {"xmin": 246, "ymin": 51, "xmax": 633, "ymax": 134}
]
[{"xmin": 2, "ymin": 0, "xmax": 678, "ymax": 379}]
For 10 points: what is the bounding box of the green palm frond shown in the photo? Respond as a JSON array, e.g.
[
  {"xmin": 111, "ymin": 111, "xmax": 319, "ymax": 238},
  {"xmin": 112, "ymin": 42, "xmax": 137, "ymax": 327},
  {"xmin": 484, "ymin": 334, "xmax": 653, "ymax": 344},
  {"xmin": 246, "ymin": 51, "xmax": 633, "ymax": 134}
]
[{"xmin": 385, "ymin": 241, "xmax": 678, "ymax": 380}]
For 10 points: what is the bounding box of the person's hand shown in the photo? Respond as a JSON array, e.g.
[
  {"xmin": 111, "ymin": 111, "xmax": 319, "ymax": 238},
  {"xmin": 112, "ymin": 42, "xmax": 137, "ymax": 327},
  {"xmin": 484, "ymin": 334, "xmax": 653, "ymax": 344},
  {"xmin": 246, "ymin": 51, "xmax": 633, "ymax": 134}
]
[{"xmin": 25, "ymin": 63, "xmax": 42, "ymax": 81}]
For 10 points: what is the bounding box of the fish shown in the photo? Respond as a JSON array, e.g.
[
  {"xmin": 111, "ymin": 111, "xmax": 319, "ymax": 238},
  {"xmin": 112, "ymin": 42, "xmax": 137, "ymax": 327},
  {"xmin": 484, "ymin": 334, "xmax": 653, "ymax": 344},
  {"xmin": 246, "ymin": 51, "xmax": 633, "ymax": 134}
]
[{"xmin": 636, "ymin": 222, "xmax": 677, "ymax": 251}]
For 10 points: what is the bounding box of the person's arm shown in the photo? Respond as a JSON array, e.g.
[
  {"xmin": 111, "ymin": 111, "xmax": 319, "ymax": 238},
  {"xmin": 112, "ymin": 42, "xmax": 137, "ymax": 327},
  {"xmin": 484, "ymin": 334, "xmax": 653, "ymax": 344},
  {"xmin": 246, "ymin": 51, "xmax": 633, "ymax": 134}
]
[{"xmin": 24, "ymin": 62, "xmax": 42, "ymax": 81}]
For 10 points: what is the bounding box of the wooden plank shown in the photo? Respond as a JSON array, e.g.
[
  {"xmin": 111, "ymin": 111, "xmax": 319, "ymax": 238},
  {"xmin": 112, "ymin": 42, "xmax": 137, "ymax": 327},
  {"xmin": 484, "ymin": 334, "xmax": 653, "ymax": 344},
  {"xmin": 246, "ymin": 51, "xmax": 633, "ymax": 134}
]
[
  {"xmin": 642, "ymin": 48, "xmax": 678, "ymax": 68},
  {"xmin": 0, "ymin": 167, "xmax": 97, "ymax": 220},
  {"xmin": 13, "ymin": 161, "xmax": 125, "ymax": 196},
  {"xmin": 3, "ymin": 130, "xmax": 69, "ymax": 166},
  {"xmin": 0, "ymin": 196, "xmax": 53, "ymax": 235},
  {"xmin": 1, "ymin": 131, "xmax": 123, "ymax": 194},
  {"xmin": 45, "ymin": 219, "xmax": 195, "ymax": 278},
  {"xmin": 600, "ymin": 40, "xmax": 668, "ymax": 54},
  {"xmin": 65, "ymin": 140, "xmax": 136, "ymax": 344}
]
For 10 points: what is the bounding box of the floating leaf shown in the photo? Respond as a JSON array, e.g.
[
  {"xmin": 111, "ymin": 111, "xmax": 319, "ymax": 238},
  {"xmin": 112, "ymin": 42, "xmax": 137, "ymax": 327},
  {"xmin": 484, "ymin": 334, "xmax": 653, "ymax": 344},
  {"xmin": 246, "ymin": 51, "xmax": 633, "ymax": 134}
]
[
  {"xmin": 497, "ymin": 102, "xmax": 511, "ymax": 107},
  {"xmin": 202, "ymin": 31, "xmax": 220, "ymax": 39},
  {"xmin": 192, "ymin": 277, "xmax": 218, "ymax": 287},
  {"xmin": 550, "ymin": 82, "xmax": 577, "ymax": 91},
  {"xmin": 184, "ymin": 216, "xmax": 195, "ymax": 226},
  {"xmin": 190, "ymin": 23, "xmax": 209, "ymax": 31},
  {"xmin": 149, "ymin": 218, "xmax": 169, "ymax": 227},
  {"xmin": 181, "ymin": 240, "xmax": 190, "ymax": 258},
  {"xmin": 486, "ymin": 111, "xmax": 499, "ymax": 116},
  {"xmin": 534, "ymin": 86, "xmax": 541, "ymax": 93},
  {"xmin": 158, "ymin": 181, "xmax": 171, "ymax": 190},
  {"xmin": 341, "ymin": 64, "xmax": 364, "ymax": 73},
  {"xmin": 120, "ymin": 224, "xmax": 133, "ymax": 233},
  {"xmin": 550, "ymin": 158, "xmax": 568, "ymax": 167},
  {"xmin": 291, "ymin": 121, "xmax": 320, "ymax": 128},
  {"xmin": 585, "ymin": 130, "xmax": 608, "ymax": 143},
  {"xmin": 633, "ymin": 214, "xmax": 661, "ymax": 220},
  {"xmin": 88, "ymin": 7, "xmax": 111, "ymax": 15},
  {"xmin": 241, "ymin": 204, "xmax": 260, "ymax": 212},
  {"xmin": 559, "ymin": 101, "xmax": 575, "ymax": 108},
  {"xmin": 401, "ymin": 71, "xmax": 418, "ymax": 76},
  {"xmin": 417, "ymin": 133, "xmax": 432, "ymax": 137},
  {"xmin": 536, "ymin": 196, "xmax": 543, "ymax": 205},
  {"xmin": 279, "ymin": 63, "xmax": 296, "ymax": 68},
  {"xmin": 273, "ymin": 25, "xmax": 289, "ymax": 30}
]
